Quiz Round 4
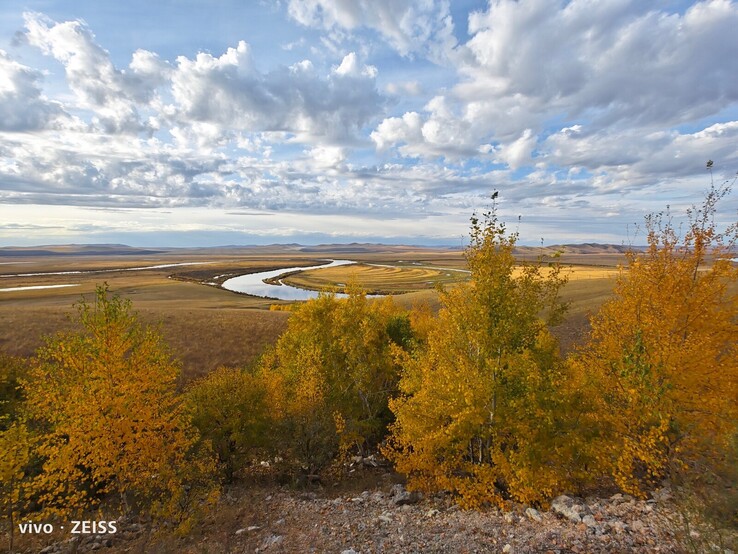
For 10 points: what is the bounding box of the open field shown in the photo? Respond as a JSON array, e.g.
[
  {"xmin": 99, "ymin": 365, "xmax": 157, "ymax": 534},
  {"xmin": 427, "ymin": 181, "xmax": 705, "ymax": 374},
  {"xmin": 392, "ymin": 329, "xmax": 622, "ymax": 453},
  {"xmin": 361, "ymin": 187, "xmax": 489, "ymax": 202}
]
[
  {"xmin": 282, "ymin": 262, "xmax": 469, "ymax": 294},
  {"xmin": 0, "ymin": 244, "xmax": 629, "ymax": 379}
]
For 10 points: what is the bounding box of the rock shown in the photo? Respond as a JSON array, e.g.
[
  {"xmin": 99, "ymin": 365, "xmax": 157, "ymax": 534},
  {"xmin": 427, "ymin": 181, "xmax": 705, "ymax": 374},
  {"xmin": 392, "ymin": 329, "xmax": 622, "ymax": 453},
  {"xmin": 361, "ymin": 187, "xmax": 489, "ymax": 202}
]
[
  {"xmin": 342, "ymin": 550, "xmax": 359, "ymax": 554},
  {"xmin": 391, "ymin": 484, "xmax": 422, "ymax": 506},
  {"xmin": 651, "ymin": 487, "xmax": 672, "ymax": 502},
  {"xmin": 630, "ymin": 519, "xmax": 646, "ymax": 534},
  {"xmin": 503, "ymin": 544, "xmax": 513, "ymax": 553},
  {"xmin": 582, "ymin": 515, "xmax": 598, "ymax": 528},
  {"xmin": 378, "ymin": 512, "xmax": 393, "ymax": 524},
  {"xmin": 551, "ymin": 495, "xmax": 590, "ymax": 523},
  {"xmin": 260, "ymin": 534, "xmax": 284, "ymax": 549},
  {"xmin": 426, "ymin": 508, "xmax": 440, "ymax": 518},
  {"xmin": 503, "ymin": 512, "xmax": 516, "ymax": 524},
  {"xmin": 370, "ymin": 491, "xmax": 385, "ymax": 503},
  {"xmin": 525, "ymin": 507, "xmax": 543, "ymax": 522}
]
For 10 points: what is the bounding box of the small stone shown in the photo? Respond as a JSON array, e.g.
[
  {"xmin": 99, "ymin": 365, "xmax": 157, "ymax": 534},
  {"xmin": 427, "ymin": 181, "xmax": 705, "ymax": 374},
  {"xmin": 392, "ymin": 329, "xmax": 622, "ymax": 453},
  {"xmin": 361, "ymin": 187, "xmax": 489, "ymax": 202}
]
[
  {"xmin": 342, "ymin": 550, "xmax": 359, "ymax": 554},
  {"xmin": 582, "ymin": 515, "xmax": 598, "ymax": 528},
  {"xmin": 426, "ymin": 508, "xmax": 440, "ymax": 517},
  {"xmin": 525, "ymin": 507, "xmax": 543, "ymax": 522},
  {"xmin": 630, "ymin": 520, "xmax": 646, "ymax": 534},
  {"xmin": 503, "ymin": 512, "xmax": 516, "ymax": 524},
  {"xmin": 378, "ymin": 512, "xmax": 393, "ymax": 524},
  {"xmin": 551, "ymin": 495, "xmax": 591, "ymax": 523},
  {"xmin": 503, "ymin": 544, "xmax": 513, "ymax": 553},
  {"xmin": 260, "ymin": 534, "xmax": 284, "ymax": 549},
  {"xmin": 274, "ymin": 518, "xmax": 285, "ymax": 526},
  {"xmin": 370, "ymin": 491, "xmax": 385, "ymax": 503}
]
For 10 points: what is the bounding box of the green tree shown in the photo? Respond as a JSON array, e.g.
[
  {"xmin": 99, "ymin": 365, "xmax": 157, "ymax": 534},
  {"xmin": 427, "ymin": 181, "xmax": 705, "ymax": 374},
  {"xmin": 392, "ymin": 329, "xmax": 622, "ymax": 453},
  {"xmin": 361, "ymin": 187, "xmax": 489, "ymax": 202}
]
[
  {"xmin": 185, "ymin": 366, "xmax": 272, "ymax": 482},
  {"xmin": 22, "ymin": 284, "xmax": 217, "ymax": 530},
  {"xmin": 260, "ymin": 287, "xmax": 407, "ymax": 473},
  {"xmin": 385, "ymin": 204, "xmax": 573, "ymax": 508}
]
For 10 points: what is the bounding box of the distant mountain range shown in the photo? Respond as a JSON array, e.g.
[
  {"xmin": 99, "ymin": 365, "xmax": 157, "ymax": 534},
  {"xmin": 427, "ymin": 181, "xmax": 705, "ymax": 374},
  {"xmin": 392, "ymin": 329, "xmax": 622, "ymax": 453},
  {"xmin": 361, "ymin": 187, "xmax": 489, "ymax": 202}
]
[{"xmin": 0, "ymin": 242, "xmax": 645, "ymax": 257}]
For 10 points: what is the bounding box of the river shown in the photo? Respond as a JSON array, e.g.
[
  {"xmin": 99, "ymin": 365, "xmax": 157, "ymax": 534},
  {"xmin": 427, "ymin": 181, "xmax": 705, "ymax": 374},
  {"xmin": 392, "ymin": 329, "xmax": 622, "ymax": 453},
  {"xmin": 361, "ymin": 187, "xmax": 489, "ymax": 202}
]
[{"xmin": 220, "ymin": 259, "xmax": 356, "ymax": 301}]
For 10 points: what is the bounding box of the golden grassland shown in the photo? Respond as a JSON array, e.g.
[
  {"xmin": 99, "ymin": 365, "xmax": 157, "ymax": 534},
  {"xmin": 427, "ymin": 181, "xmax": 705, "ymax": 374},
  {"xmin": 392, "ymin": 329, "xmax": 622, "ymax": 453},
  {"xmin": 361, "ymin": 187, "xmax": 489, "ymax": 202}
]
[
  {"xmin": 282, "ymin": 263, "xmax": 469, "ymax": 294},
  {"xmin": 0, "ymin": 247, "xmax": 628, "ymax": 379}
]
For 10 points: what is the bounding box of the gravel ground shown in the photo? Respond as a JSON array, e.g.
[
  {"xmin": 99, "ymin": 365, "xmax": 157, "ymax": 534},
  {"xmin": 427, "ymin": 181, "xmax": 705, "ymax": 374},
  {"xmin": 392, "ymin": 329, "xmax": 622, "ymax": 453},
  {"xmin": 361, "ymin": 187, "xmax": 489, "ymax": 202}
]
[{"xmin": 21, "ymin": 483, "xmax": 720, "ymax": 553}]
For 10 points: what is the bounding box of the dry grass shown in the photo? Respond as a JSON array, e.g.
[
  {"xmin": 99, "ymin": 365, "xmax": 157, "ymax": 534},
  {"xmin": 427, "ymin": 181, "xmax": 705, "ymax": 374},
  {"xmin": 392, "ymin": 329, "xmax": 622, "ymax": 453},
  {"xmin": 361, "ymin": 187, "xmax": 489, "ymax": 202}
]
[
  {"xmin": 0, "ymin": 249, "xmax": 629, "ymax": 378},
  {"xmin": 282, "ymin": 263, "xmax": 468, "ymax": 294}
]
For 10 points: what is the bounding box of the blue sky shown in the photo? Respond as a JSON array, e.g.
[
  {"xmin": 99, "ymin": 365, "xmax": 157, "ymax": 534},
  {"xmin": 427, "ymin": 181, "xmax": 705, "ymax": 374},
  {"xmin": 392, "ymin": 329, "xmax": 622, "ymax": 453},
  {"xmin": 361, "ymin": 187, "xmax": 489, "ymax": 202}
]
[{"xmin": 0, "ymin": 0, "xmax": 737, "ymax": 247}]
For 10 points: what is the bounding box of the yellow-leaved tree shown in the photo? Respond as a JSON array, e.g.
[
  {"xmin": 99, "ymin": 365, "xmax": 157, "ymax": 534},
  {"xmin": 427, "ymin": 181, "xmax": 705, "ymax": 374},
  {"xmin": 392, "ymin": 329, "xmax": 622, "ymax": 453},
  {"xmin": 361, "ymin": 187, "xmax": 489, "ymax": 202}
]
[
  {"xmin": 385, "ymin": 202, "xmax": 575, "ymax": 508},
  {"xmin": 0, "ymin": 354, "xmax": 35, "ymax": 553},
  {"xmin": 259, "ymin": 286, "xmax": 410, "ymax": 474},
  {"xmin": 22, "ymin": 284, "xmax": 217, "ymax": 531},
  {"xmin": 185, "ymin": 366, "xmax": 274, "ymax": 483},
  {"xmin": 573, "ymin": 180, "xmax": 738, "ymax": 495}
]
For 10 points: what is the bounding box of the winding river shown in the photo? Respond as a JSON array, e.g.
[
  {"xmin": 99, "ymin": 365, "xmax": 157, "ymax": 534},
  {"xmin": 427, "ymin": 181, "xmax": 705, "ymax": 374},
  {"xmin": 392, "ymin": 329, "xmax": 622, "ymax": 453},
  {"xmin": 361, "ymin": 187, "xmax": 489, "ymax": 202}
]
[{"xmin": 221, "ymin": 259, "xmax": 356, "ymax": 301}]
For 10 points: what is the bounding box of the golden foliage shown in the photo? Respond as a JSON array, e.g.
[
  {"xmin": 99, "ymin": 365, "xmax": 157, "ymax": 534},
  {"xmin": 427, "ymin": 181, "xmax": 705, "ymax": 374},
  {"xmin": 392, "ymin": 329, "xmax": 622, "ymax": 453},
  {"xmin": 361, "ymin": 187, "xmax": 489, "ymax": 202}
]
[
  {"xmin": 259, "ymin": 286, "xmax": 407, "ymax": 472},
  {"xmin": 0, "ymin": 421, "xmax": 34, "ymax": 551},
  {"xmin": 574, "ymin": 183, "xmax": 738, "ymax": 495},
  {"xmin": 21, "ymin": 284, "xmax": 218, "ymax": 527},
  {"xmin": 385, "ymin": 206, "xmax": 572, "ymax": 508}
]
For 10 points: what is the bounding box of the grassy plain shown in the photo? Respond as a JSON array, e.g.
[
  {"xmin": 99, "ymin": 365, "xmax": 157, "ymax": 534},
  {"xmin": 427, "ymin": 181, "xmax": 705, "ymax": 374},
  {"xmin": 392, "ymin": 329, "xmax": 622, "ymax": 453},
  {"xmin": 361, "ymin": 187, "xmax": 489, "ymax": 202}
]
[{"xmin": 0, "ymin": 244, "xmax": 625, "ymax": 379}]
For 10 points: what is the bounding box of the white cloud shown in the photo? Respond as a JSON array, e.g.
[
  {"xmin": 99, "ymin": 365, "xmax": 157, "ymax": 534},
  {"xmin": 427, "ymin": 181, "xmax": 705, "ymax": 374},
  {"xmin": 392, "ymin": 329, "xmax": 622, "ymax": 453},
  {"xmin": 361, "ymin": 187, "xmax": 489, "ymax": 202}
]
[
  {"xmin": 0, "ymin": 49, "xmax": 67, "ymax": 131},
  {"xmin": 384, "ymin": 80, "xmax": 422, "ymax": 96},
  {"xmin": 495, "ymin": 129, "xmax": 536, "ymax": 170},
  {"xmin": 170, "ymin": 44, "xmax": 383, "ymax": 144},
  {"xmin": 373, "ymin": 0, "xmax": 738, "ymax": 170},
  {"xmin": 2, "ymin": 4, "xmax": 737, "ymax": 246},
  {"xmin": 23, "ymin": 12, "xmax": 169, "ymax": 134},
  {"xmin": 286, "ymin": 0, "xmax": 457, "ymax": 59}
]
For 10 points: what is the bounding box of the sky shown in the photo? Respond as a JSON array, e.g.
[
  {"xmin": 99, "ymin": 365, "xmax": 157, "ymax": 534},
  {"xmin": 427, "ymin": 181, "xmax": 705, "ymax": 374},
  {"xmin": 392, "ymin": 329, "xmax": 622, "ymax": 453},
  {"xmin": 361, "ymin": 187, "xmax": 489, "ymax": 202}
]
[{"xmin": 0, "ymin": 0, "xmax": 737, "ymax": 247}]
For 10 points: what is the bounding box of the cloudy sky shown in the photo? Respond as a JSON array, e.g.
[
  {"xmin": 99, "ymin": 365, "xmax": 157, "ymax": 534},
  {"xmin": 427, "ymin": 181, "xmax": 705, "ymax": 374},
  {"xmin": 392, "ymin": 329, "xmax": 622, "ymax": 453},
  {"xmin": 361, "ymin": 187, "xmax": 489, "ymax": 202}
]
[{"xmin": 1, "ymin": 0, "xmax": 737, "ymax": 247}]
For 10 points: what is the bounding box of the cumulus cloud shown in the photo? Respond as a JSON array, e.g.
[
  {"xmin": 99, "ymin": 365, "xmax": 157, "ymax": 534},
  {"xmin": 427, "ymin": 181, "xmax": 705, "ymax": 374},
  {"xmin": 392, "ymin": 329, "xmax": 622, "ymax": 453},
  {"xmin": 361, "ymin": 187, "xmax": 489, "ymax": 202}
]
[
  {"xmin": 0, "ymin": 50, "xmax": 67, "ymax": 131},
  {"xmin": 373, "ymin": 0, "xmax": 738, "ymax": 172},
  {"xmin": 371, "ymin": 96, "xmax": 479, "ymax": 159},
  {"xmin": 23, "ymin": 12, "xmax": 170, "ymax": 134},
  {"xmin": 171, "ymin": 44, "xmax": 383, "ymax": 143},
  {"xmin": 463, "ymin": 0, "xmax": 738, "ymax": 128},
  {"xmin": 2, "ymin": 4, "xmax": 738, "ymax": 245},
  {"xmin": 286, "ymin": 0, "xmax": 457, "ymax": 59}
]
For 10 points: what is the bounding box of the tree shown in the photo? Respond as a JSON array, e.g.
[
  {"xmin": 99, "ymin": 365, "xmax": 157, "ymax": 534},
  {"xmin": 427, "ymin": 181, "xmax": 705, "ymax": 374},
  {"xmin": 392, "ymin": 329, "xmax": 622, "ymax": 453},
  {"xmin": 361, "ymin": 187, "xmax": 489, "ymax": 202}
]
[
  {"xmin": 185, "ymin": 366, "xmax": 273, "ymax": 483},
  {"xmin": 384, "ymin": 204, "xmax": 572, "ymax": 508},
  {"xmin": 0, "ymin": 421, "xmax": 34, "ymax": 553},
  {"xmin": 259, "ymin": 286, "xmax": 407, "ymax": 473},
  {"xmin": 573, "ymin": 180, "xmax": 738, "ymax": 495},
  {"xmin": 22, "ymin": 284, "xmax": 217, "ymax": 529}
]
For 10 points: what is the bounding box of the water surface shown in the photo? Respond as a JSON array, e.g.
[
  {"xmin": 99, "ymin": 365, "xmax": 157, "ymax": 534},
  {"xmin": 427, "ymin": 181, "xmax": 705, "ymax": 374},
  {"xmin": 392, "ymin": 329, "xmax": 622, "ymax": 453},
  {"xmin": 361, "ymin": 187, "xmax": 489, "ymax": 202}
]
[{"xmin": 221, "ymin": 260, "xmax": 355, "ymax": 301}]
